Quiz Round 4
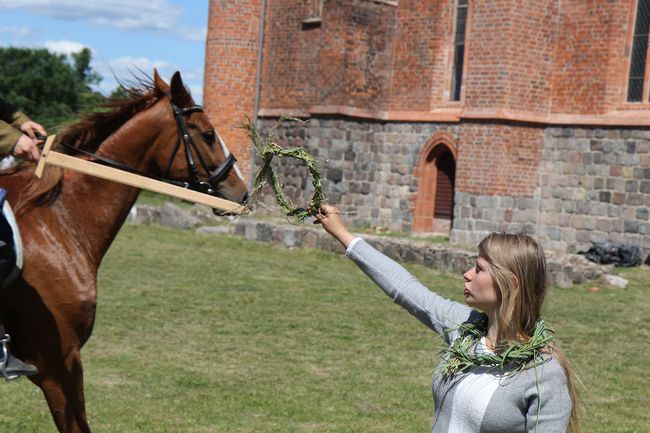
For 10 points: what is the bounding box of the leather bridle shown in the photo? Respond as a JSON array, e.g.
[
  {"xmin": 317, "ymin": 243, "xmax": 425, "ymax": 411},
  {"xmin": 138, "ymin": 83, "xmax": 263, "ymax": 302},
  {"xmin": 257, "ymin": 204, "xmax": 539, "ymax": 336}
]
[
  {"xmin": 58, "ymin": 103, "xmax": 237, "ymax": 197},
  {"xmin": 164, "ymin": 104, "xmax": 237, "ymax": 195}
]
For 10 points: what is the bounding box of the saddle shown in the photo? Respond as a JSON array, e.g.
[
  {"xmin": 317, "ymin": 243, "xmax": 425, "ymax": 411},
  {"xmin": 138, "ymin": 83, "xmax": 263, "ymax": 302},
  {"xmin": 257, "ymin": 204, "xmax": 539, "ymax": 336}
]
[{"xmin": 0, "ymin": 188, "xmax": 22, "ymax": 290}]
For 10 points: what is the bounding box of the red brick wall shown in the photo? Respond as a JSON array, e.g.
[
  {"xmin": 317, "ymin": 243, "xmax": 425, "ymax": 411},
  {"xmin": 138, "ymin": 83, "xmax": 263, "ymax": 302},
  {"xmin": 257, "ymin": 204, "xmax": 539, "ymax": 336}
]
[
  {"xmin": 318, "ymin": 0, "xmax": 396, "ymax": 109},
  {"xmin": 550, "ymin": 0, "xmax": 633, "ymax": 114},
  {"xmin": 506, "ymin": 0, "xmax": 556, "ymax": 113},
  {"xmin": 462, "ymin": 0, "xmax": 510, "ymax": 109},
  {"xmin": 205, "ymin": 0, "xmax": 650, "ymax": 120},
  {"xmin": 455, "ymin": 123, "xmax": 543, "ymax": 197},
  {"xmin": 389, "ymin": 0, "xmax": 450, "ymax": 110},
  {"xmin": 205, "ymin": 0, "xmax": 648, "ymax": 192},
  {"xmin": 260, "ymin": 0, "xmax": 397, "ymax": 112},
  {"xmin": 204, "ymin": 0, "xmax": 262, "ymax": 179},
  {"xmin": 258, "ymin": 1, "xmax": 318, "ymax": 109},
  {"xmin": 463, "ymin": 0, "xmax": 554, "ymax": 114}
]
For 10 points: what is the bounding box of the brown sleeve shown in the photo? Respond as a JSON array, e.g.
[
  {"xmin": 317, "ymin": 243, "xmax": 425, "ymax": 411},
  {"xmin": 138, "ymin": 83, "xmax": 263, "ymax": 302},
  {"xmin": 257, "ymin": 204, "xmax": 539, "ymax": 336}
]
[
  {"xmin": 0, "ymin": 120, "xmax": 21, "ymax": 156},
  {"xmin": 0, "ymin": 100, "xmax": 31, "ymax": 129},
  {"xmin": 9, "ymin": 111, "xmax": 31, "ymax": 129}
]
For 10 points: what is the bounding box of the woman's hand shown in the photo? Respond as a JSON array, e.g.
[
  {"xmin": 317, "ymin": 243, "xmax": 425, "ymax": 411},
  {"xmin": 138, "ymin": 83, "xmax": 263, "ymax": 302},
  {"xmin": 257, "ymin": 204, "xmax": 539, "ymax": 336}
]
[{"xmin": 313, "ymin": 204, "xmax": 356, "ymax": 248}]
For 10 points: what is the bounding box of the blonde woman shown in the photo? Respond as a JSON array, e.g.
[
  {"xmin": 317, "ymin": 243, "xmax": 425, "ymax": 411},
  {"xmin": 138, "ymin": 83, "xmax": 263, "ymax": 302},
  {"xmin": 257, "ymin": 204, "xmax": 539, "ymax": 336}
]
[{"xmin": 315, "ymin": 205, "xmax": 581, "ymax": 433}]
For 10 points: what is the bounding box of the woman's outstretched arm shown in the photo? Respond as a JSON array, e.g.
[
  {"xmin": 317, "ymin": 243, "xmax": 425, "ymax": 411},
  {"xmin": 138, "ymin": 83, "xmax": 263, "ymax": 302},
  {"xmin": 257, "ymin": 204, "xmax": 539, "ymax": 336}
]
[{"xmin": 314, "ymin": 205, "xmax": 478, "ymax": 343}]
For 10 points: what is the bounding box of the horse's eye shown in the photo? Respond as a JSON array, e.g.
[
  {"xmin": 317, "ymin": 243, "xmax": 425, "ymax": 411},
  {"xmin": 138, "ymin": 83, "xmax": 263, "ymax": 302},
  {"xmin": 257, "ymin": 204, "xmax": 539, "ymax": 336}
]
[{"xmin": 202, "ymin": 131, "xmax": 216, "ymax": 146}]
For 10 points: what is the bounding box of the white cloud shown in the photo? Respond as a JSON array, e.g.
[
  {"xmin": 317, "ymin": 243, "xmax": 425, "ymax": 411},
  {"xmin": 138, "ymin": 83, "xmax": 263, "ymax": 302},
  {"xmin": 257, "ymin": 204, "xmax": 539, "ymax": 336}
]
[
  {"xmin": 0, "ymin": 2, "xmax": 206, "ymax": 43},
  {"xmin": 0, "ymin": 26, "xmax": 36, "ymax": 46},
  {"xmin": 0, "ymin": 26, "xmax": 34, "ymax": 39},
  {"xmin": 189, "ymin": 85, "xmax": 203, "ymax": 104},
  {"xmin": 108, "ymin": 56, "xmax": 173, "ymax": 73},
  {"xmin": 0, "ymin": 0, "xmax": 181, "ymax": 32},
  {"xmin": 177, "ymin": 67, "xmax": 203, "ymax": 82},
  {"xmin": 95, "ymin": 57, "xmax": 203, "ymax": 103},
  {"xmin": 43, "ymin": 39, "xmax": 90, "ymax": 56},
  {"xmin": 92, "ymin": 56, "xmax": 176, "ymax": 95},
  {"xmin": 178, "ymin": 26, "xmax": 207, "ymax": 43}
]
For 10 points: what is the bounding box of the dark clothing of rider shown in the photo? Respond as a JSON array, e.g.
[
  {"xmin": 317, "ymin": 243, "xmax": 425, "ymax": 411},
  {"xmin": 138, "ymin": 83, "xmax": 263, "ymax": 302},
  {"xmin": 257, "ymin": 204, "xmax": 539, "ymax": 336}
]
[{"xmin": 0, "ymin": 99, "xmax": 43, "ymax": 380}]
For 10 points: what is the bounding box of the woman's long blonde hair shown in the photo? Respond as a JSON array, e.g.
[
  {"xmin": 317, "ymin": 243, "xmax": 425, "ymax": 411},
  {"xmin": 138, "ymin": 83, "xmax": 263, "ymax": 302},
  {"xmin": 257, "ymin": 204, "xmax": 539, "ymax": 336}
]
[{"xmin": 478, "ymin": 233, "xmax": 583, "ymax": 433}]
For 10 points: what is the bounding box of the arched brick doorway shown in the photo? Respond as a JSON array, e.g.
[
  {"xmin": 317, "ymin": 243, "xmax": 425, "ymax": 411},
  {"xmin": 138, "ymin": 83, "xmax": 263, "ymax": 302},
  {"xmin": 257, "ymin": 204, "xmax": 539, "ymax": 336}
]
[{"xmin": 412, "ymin": 133, "xmax": 457, "ymax": 233}]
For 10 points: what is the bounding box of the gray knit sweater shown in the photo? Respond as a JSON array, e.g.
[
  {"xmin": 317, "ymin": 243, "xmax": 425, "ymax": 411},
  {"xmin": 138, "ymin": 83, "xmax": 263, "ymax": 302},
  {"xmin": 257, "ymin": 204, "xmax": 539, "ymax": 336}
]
[{"xmin": 346, "ymin": 238, "xmax": 571, "ymax": 433}]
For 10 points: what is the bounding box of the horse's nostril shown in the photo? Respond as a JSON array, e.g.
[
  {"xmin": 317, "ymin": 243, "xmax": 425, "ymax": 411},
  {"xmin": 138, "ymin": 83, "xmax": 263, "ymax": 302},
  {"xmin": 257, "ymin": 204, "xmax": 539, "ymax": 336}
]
[{"xmin": 242, "ymin": 192, "xmax": 250, "ymax": 204}]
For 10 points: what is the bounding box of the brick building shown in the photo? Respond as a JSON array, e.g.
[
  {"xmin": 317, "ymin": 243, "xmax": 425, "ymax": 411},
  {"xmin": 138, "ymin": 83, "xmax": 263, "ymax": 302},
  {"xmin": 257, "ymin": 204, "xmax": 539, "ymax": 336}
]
[{"xmin": 204, "ymin": 0, "xmax": 650, "ymax": 260}]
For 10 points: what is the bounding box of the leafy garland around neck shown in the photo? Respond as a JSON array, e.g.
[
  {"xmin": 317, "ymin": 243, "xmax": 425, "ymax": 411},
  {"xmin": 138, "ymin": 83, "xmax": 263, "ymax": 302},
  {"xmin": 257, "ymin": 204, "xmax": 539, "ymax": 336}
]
[{"xmin": 438, "ymin": 316, "xmax": 556, "ymax": 378}]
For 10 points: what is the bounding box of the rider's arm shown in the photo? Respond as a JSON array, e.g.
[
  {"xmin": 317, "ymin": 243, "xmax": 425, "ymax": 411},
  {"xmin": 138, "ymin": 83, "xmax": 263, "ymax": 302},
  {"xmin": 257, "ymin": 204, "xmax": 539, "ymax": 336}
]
[
  {"xmin": 0, "ymin": 119, "xmax": 23, "ymax": 156},
  {"xmin": 0, "ymin": 100, "xmax": 32, "ymax": 156},
  {"xmin": 0, "ymin": 100, "xmax": 30, "ymax": 129},
  {"xmin": 0, "ymin": 100, "xmax": 45, "ymax": 160}
]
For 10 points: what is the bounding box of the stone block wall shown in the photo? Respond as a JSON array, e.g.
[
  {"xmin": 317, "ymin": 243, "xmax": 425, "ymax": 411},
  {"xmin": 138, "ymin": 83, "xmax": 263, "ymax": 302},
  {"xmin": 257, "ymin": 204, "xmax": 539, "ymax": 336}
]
[
  {"xmin": 258, "ymin": 118, "xmax": 650, "ymax": 261},
  {"xmin": 537, "ymin": 127, "xmax": 650, "ymax": 254},
  {"xmin": 256, "ymin": 118, "xmax": 549, "ymax": 238},
  {"xmin": 256, "ymin": 118, "xmax": 459, "ymax": 232},
  {"xmin": 451, "ymin": 126, "xmax": 650, "ymax": 259},
  {"xmin": 450, "ymin": 193, "xmax": 541, "ymax": 247}
]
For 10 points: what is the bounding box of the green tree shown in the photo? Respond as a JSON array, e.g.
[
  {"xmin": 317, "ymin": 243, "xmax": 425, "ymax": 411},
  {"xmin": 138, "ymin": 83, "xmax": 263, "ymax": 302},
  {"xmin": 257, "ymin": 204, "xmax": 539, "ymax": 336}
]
[
  {"xmin": 71, "ymin": 48, "xmax": 101, "ymax": 86},
  {"xmin": 70, "ymin": 47, "xmax": 104, "ymax": 110},
  {"xmin": 109, "ymin": 85, "xmax": 130, "ymax": 99},
  {"xmin": 0, "ymin": 47, "xmax": 104, "ymax": 130}
]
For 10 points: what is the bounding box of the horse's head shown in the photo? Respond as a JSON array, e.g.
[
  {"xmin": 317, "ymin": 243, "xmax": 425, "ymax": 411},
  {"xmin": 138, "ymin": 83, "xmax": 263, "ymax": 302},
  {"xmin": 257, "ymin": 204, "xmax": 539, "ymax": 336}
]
[{"xmin": 149, "ymin": 70, "xmax": 248, "ymax": 213}]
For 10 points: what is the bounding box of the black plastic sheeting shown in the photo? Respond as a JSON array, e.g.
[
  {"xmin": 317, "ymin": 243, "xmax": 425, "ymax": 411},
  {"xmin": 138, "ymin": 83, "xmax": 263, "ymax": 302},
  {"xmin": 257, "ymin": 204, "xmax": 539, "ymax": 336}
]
[{"xmin": 579, "ymin": 243, "xmax": 643, "ymax": 267}]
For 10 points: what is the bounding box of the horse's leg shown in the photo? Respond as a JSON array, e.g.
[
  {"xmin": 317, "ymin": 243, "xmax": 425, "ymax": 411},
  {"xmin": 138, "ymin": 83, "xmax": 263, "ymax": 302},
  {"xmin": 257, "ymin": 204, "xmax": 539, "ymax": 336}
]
[
  {"xmin": 35, "ymin": 348, "xmax": 91, "ymax": 433},
  {"xmin": 7, "ymin": 278, "xmax": 94, "ymax": 433}
]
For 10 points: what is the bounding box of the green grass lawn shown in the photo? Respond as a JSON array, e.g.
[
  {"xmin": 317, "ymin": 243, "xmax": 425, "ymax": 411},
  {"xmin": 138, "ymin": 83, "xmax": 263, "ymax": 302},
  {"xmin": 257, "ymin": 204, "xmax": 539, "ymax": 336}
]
[{"xmin": 1, "ymin": 224, "xmax": 648, "ymax": 432}]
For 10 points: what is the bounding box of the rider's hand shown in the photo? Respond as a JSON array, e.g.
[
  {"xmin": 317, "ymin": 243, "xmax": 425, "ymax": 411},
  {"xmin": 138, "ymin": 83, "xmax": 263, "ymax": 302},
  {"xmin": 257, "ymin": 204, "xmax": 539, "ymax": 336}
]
[
  {"xmin": 313, "ymin": 204, "xmax": 355, "ymax": 248},
  {"xmin": 13, "ymin": 134, "xmax": 41, "ymax": 161},
  {"xmin": 20, "ymin": 120, "xmax": 47, "ymax": 140}
]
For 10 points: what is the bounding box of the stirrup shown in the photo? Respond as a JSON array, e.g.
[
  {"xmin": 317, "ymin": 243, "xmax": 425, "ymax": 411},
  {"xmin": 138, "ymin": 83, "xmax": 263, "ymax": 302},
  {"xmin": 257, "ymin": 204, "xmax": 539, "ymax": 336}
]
[
  {"xmin": 0, "ymin": 334, "xmax": 14, "ymax": 380},
  {"xmin": 0, "ymin": 333, "xmax": 37, "ymax": 381}
]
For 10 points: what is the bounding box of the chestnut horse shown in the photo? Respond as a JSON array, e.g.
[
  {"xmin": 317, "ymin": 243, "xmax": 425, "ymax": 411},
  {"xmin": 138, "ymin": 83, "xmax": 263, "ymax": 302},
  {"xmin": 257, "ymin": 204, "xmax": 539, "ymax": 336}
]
[{"xmin": 0, "ymin": 70, "xmax": 248, "ymax": 433}]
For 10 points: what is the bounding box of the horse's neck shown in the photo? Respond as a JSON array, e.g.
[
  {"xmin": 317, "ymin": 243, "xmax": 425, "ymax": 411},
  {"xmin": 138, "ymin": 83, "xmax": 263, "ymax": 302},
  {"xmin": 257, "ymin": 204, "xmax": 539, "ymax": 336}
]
[{"xmin": 62, "ymin": 105, "xmax": 166, "ymax": 266}]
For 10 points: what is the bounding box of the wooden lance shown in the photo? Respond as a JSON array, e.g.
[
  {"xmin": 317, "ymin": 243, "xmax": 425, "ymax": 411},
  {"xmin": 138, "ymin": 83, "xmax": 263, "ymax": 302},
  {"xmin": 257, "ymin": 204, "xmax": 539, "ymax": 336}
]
[{"xmin": 34, "ymin": 135, "xmax": 244, "ymax": 214}]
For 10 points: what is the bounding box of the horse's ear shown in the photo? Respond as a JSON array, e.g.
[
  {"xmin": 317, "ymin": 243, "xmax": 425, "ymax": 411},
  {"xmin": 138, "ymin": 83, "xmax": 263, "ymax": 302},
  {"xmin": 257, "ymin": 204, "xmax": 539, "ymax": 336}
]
[
  {"xmin": 153, "ymin": 69, "xmax": 170, "ymax": 93},
  {"xmin": 170, "ymin": 71, "xmax": 192, "ymax": 107}
]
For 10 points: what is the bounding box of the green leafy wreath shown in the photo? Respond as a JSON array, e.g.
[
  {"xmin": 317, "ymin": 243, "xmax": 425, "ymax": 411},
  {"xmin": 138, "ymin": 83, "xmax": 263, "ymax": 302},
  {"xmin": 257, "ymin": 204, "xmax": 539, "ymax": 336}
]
[
  {"xmin": 439, "ymin": 317, "xmax": 556, "ymax": 378},
  {"xmin": 241, "ymin": 117, "xmax": 325, "ymax": 223}
]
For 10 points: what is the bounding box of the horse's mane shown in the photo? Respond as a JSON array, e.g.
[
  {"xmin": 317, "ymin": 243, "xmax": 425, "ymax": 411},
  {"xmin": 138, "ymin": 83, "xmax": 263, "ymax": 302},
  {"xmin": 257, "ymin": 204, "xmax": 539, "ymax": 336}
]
[
  {"xmin": 8, "ymin": 77, "xmax": 166, "ymax": 216},
  {"xmin": 57, "ymin": 78, "xmax": 165, "ymax": 153}
]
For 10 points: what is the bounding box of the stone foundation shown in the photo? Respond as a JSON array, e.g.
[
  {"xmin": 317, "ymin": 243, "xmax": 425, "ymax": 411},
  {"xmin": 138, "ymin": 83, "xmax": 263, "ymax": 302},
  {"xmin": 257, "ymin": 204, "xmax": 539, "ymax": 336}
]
[
  {"xmin": 255, "ymin": 118, "xmax": 460, "ymax": 232},
  {"xmin": 249, "ymin": 119, "xmax": 650, "ymax": 261},
  {"xmin": 127, "ymin": 204, "xmax": 616, "ymax": 289},
  {"xmin": 451, "ymin": 127, "xmax": 650, "ymax": 259}
]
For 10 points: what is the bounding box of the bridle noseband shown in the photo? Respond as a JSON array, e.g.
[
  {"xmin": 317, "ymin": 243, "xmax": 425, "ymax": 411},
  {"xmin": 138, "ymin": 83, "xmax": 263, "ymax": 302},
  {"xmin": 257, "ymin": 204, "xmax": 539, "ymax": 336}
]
[
  {"xmin": 58, "ymin": 102, "xmax": 238, "ymax": 197},
  {"xmin": 165, "ymin": 104, "xmax": 237, "ymax": 195}
]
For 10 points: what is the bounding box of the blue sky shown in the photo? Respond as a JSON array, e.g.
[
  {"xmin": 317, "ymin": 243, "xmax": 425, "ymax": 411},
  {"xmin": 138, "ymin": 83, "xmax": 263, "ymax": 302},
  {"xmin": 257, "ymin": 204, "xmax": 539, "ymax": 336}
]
[{"xmin": 0, "ymin": 0, "xmax": 209, "ymax": 102}]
